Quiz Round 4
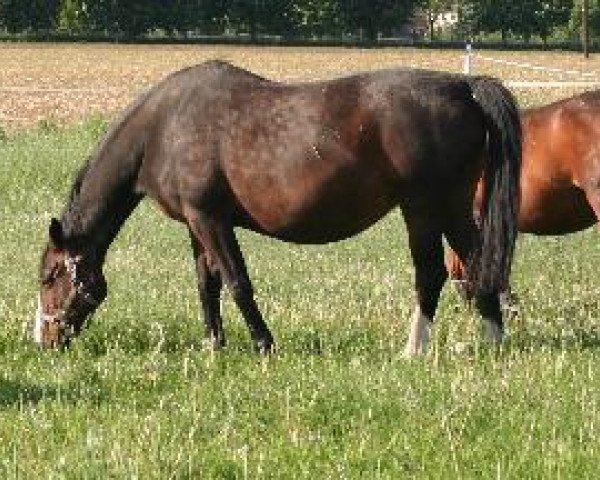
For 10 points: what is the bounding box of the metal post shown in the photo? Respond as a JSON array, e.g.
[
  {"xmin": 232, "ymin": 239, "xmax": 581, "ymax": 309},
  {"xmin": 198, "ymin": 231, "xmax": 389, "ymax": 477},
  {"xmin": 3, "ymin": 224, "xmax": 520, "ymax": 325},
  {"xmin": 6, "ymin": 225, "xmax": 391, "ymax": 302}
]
[
  {"xmin": 464, "ymin": 43, "xmax": 473, "ymax": 75},
  {"xmin": 583, "ymin": 0, "xmax": 590, "ymax": 59}
]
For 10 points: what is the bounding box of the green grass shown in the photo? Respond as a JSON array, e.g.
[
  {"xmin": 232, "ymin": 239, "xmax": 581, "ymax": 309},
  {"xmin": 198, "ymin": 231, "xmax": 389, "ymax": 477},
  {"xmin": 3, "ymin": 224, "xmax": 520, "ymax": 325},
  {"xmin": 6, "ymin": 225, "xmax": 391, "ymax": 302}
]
[{"xmin": 1, "ymin": 119, "xmax": 599, "ymax": 478}]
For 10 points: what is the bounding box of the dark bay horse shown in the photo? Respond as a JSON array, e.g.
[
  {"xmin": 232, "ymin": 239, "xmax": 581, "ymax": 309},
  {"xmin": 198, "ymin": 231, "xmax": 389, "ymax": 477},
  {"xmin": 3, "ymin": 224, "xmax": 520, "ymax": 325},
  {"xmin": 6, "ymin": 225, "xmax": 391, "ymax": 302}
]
[
  {"xmin": 34, "ymin": 60, "xmax": 521, "ymax": 356},
  {"xmin": 447, "ymin": 90, "xmax": 600, "ymax": 287}
]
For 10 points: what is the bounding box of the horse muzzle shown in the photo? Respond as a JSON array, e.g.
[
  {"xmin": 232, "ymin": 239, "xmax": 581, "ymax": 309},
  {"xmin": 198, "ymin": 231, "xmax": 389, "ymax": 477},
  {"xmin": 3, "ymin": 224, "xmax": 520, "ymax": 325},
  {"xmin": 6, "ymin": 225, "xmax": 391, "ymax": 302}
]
[{"xmin": 34, "ymin": 299, "xmax": 73, "ymax": 350}]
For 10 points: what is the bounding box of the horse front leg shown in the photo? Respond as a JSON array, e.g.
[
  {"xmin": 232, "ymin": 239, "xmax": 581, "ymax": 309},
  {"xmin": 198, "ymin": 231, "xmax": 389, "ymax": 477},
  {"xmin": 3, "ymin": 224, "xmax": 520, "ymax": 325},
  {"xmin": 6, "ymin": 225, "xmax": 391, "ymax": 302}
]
[
  {"xmin": 186, "ymin": 210, "xmax": 274, "ymax": 354},
  {"xmin": 190, "ymin": 233, "xmax": 225, "ymax": 349}
]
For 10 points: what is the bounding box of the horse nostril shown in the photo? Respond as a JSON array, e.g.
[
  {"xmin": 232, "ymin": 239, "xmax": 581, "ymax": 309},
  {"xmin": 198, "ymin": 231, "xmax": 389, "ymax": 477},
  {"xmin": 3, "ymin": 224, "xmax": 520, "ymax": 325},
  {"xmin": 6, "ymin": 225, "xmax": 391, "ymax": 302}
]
[
  {"xmin": 41, "ymin": 320, "xmax": 62, "ymax": 350},
  {"xmin": 58, "ymin": 336, "xmax": 71, "ymax": 351}
]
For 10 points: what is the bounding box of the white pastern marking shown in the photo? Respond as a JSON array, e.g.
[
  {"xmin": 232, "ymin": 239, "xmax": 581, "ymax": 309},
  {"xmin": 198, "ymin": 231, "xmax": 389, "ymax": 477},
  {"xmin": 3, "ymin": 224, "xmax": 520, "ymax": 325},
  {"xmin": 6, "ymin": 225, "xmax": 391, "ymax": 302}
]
[
  {"xmin": 403, "ymin": 305, "xmax": 432, "ymax": 358},
  {"xmin": 33, "ymin": 295, "xmax": 44, "ymax": 345},
  {"xmin": 483, "ymin": 318, "xmax": 504, "ymax": 344}
]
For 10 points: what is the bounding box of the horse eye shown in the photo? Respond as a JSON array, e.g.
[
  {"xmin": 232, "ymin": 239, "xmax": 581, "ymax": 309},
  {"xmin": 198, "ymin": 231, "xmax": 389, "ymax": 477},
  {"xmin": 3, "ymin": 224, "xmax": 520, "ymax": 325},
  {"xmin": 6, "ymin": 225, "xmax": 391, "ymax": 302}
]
[
  {"xmin": 41, "ymin": 265, "xmax": 61, "ymax": 285},
  {"xmin": 41, "ymin": 273, "xmax": 54, "ymax": 285}
]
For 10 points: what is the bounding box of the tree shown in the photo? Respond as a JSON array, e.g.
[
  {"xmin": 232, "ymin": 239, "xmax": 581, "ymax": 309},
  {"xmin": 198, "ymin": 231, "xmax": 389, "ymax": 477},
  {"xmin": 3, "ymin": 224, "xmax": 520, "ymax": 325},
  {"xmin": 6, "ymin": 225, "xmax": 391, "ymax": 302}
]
[
  {"xmin": 341, "ymin": 0, "xmax": 420, "ymax": 41},
  {"xmin": 469, "ymin": 0, "xmax": 519, "ymax": 41},
  {"xmin": 420, "ymin": 0, "xmax": 454, "ymax": 40},
  {"xmin": 570, "ymin": 0, "xmax": 600, "ymax": 39},
  {"xmin": 465, "ymin": 0, "xmax": 573, "ymax": 42},
  {"xmin": 159, "ymin": 1, "xmax": 228, "ymax": 36},
  {"xmin": 84, "ymin": 0, "xmax": 167, "ymax": 36},
  {"xmin": 292, "ymin": 0, "xmax": 341, "ymax": 37},
  {"xmin": 225, "ymin": 0, "xmax": 296, "ymax": 39},
  {"xmin": 57, "ymin": 0, "xmax": 88, "ymax": 32},
  {"xmin": 533, "ymin": 0, "xmax": 572, "ymax": 43},
  {"xmin": 0, "ymin": 0, "xmax": 60, "ymax": 32},
  {"xmin": 85, "ymin": 0, "xmax": 122, "ymax": 33}
]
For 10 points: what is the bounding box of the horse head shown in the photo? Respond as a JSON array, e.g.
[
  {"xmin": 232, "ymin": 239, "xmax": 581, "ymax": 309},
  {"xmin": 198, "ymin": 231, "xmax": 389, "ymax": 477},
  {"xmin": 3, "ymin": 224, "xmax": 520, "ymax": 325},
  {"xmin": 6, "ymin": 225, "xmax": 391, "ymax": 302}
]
[{"xmin": 34, "ymin": 218, "xmax": 107, "ymax": 349}]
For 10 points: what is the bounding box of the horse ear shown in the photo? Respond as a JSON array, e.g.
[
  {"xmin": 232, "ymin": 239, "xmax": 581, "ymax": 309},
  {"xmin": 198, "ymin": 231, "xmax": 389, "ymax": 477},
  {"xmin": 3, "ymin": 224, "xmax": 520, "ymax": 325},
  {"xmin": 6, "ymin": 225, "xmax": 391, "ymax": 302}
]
[{"xmin": 49, "ymin": 218, "xmax": 65, "ymax": 249}]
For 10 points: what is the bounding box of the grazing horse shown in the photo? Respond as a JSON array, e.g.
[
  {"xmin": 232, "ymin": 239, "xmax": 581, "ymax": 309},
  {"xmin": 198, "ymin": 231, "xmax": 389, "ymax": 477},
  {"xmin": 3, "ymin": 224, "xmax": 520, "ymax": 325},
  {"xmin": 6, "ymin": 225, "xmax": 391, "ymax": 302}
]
[
  {"xmin": 34, "ymin": 60, "xmax": 521, "ymax": 356},
  {"xmin": 446, "ymin": 90, "xmax": 600, "ymax": 288}
]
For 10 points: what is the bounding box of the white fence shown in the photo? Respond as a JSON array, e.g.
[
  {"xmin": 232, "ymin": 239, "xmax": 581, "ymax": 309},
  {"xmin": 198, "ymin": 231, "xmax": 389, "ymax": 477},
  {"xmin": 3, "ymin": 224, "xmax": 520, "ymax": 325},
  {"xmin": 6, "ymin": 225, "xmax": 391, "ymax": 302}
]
[{"xmin": 463, "ymin": 43, "xmax": 600, "ymax": 88}]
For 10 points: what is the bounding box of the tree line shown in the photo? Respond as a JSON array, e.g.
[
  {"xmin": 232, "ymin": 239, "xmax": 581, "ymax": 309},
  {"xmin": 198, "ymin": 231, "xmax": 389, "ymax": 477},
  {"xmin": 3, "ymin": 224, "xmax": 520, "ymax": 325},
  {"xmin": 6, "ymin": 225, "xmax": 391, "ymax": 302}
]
[{"xmin": 0, "ymin": 1, "xmax": 594, "ymax": 45}]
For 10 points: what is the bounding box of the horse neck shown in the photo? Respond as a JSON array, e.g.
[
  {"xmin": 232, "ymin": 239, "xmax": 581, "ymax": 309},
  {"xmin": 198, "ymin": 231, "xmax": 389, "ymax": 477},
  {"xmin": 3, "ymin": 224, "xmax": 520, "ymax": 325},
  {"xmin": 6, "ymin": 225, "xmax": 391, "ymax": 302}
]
[{"xmin": 62, "ymin": 118, "xmax": 145, "ymax": 264}]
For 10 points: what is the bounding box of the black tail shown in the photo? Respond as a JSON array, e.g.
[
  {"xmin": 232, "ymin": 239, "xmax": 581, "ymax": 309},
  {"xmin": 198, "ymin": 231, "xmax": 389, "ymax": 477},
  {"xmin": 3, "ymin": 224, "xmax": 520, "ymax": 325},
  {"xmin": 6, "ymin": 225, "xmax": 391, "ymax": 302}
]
[{"xmin": 465, "ymin": 76, "xmax": 522, "ymax": 297}]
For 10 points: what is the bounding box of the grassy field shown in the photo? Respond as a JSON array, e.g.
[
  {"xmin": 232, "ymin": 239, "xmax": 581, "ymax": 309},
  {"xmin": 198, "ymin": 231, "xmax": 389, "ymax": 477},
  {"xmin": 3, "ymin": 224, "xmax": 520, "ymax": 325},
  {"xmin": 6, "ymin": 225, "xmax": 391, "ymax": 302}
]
[{"xmin": 1, "ymin": 45, "xmax": 600, "ymax": 478}]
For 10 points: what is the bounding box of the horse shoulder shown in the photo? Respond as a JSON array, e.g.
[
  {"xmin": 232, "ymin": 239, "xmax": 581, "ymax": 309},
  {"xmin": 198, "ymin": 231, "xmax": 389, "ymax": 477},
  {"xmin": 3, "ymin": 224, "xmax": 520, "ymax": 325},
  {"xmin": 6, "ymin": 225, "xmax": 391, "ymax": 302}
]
[{"xmin": 558, "ymin": 102, "xmax": 600, "ymax": 186}]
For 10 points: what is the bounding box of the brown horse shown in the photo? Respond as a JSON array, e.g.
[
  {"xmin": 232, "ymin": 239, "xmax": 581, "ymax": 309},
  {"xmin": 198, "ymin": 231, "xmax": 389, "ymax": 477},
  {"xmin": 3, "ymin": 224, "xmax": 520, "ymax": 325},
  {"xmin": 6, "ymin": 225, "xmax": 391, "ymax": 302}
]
[
  {"xmin": 34, "ymin": 61, "xmax": 521, "ymax": 356},
  {"xmin": 446, "ymin": 90, "xmax": 600, "ymax": 287}
]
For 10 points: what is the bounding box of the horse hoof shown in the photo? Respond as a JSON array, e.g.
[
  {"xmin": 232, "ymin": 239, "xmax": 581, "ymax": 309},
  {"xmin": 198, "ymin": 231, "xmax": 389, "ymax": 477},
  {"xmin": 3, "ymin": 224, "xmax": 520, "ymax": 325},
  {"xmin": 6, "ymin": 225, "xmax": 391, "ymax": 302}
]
[
  {"xmin": 402, "ymin": 345, "xmax": 426, "ymax": 358},
  {"xmin": 450, "ymin": 342, "xmax": 474, "ymax": 356},
  {"xmin": 203, "ymin": 334, "xmax": 226, "ymax": 351},
  {"xmin": 255, "ymin": 337, "xmax": 274, "ymax": 355},
  {"xmin": 213, "ymin": 336, "xmax": 226, "ymax": 350}
]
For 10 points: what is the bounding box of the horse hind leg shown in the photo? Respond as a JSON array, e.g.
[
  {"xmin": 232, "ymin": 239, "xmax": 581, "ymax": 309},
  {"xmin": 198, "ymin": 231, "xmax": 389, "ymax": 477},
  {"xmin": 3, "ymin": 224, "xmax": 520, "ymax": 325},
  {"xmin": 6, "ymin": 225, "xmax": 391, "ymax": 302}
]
[
  {"xmin": 186, "ymin": 210, "xmax": 274, "ymax": 354},
  {"xmin": 445, "ymin": 247, "xmax": 469, "ymax": 299},
  {"xmin": 444, "ymin": 217, "xmax": 504, "ymax": 345},
  {"xmin": 402, "ymin": 214, "xmax": 447, "ymax": 357},
  {"xmin": 583, "ymin": 184, "xmax": 600, "ymax": 229},
  {"xmin": 189, "ymin": 233, "xmax": 225, "ymax": 349}
]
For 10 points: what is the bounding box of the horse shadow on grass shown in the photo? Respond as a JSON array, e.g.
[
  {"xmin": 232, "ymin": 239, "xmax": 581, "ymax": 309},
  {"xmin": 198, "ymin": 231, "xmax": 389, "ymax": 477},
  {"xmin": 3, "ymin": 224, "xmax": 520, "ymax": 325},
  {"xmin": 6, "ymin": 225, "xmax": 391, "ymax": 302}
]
[
  {"xmin": 78, "ymin": 325, "xmax": 382, "ymax": 359},
  {"xmin": 505, "ymin": 327, "xmax": 600, "ymax": 353},
  {"xmin": 79, "ymin": 311, "xmax": 344, "ymax": 357},
  {"xmin": 0, "ymin": 378, "xmax": 59, "ymax": 409},
  {"xmin": 501, "ymin": 294, "xmax": 600, "ymax": 353},
  {"xmin": 448, "ymin": 288, "xmax": 600, "ymax": 355}
]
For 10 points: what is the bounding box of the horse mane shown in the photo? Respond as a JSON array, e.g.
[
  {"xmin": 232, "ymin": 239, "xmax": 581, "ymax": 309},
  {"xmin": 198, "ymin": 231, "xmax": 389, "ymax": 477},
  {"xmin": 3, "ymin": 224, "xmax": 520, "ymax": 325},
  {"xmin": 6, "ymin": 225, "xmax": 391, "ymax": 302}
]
[
  {"xmin": 59, "ymin": 59, "xmax": 258, "ymax": 243},
  {"xmin": 60, "ymin": 86, "xmax": 154, "ymax": 243},
  {"xmin": 201, "ymin": 59, "xmax": 268, "ymax": 81},
  {"xmin": 60, "ymin": 151, "xmax": 96, "ymax": 241}
]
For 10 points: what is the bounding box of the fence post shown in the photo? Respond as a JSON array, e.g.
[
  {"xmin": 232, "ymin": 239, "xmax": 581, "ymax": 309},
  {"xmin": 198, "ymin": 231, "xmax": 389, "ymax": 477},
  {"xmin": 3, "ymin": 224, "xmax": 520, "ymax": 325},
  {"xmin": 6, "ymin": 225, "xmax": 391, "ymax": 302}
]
[
  {"xmin": 583, "ymin": 0, "xmax": 590, "ymax": 59},
  {"xmin": 464, "ymin": 43, "xmax": 473, "ymax": 75}
]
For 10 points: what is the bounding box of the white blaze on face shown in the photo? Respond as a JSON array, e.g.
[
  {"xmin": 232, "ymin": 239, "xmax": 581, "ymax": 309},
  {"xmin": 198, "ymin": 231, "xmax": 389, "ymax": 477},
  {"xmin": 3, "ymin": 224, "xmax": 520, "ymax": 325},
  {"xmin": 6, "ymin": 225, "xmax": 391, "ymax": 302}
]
[
  {"xmin": 403, "ymin": 304, "xmax": 432, "ymax": 358},
  {"xmin": 33, "ymin": 294, "xmax": 44, "ymax": 345}
]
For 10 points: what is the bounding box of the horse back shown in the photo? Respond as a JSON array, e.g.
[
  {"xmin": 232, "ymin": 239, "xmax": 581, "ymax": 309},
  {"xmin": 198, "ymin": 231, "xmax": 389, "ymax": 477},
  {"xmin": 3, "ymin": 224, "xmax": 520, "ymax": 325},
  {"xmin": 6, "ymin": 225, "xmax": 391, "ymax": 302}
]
[{"xmin": 137, "ymin": 64, "xmax": 488, "ymax": 243}]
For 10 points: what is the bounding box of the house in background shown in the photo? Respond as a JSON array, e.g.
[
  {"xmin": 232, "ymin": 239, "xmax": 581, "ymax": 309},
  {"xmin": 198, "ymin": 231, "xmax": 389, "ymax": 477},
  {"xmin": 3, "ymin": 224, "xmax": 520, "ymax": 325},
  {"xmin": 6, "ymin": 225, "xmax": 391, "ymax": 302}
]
[
  {"xmin": 433, "ymin": 9, "xmax": 459, "ymax": 31},
  {"xmin": 391, "ymin": 3, "xmax": 461, "ymax": 40},
  {"xmin": 407, "ymin": 2, "xmax": 460, "ymax": 40}
]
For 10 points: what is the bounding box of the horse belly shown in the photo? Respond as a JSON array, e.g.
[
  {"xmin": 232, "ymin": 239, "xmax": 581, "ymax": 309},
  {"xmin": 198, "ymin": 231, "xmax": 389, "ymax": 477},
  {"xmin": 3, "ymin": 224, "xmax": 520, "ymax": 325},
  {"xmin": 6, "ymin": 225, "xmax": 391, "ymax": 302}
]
[
  {"xmin": 233, "ymin": 164, "xmax": 399, "ymax": 244},
  {"xmin": 519, "ymin": 185, "xmax": 596, "ymax": 235},
  {"xmin": 277, "ymin": 189, "xmax": 397, "ymax": 244},
  {"xmin": 519, "ymin": 108, "xmax": 598, "ymax": 234}
]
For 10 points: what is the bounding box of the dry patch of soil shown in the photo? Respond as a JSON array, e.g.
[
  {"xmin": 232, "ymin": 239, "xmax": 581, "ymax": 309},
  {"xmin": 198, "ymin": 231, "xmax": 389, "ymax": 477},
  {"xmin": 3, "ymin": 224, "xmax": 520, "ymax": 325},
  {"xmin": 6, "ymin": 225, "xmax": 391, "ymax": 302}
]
[{"xmin": 1, "ymin": 43, "xmax": 599, "ymax": 130}]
